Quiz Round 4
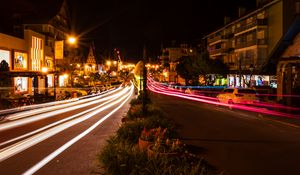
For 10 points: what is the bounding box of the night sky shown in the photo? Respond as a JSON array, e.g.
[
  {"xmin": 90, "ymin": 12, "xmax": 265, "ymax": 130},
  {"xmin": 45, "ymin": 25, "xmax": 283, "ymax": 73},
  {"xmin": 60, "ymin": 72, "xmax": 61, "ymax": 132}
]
[
  {"xmin": 2, "ymin": 0, "xmax": 256, "ymax": 61},
  {"xmin": 70, "ymin": 0, "xmax": 256, "ymax": 61}
]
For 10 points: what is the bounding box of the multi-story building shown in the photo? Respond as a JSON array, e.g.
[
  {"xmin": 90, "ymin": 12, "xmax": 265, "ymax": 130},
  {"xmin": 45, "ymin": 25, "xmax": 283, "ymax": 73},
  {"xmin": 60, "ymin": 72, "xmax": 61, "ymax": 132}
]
[
  {"xmin": 203, "ymin": 0, "xmax": 297, "ymax": 88},
  {"xmin": 160, "ymin": 44, "xmax": 196, "ymax": 84},
  {"xmin": 0, "ymin": 0, "xmax": 74, "ymax": 99}
]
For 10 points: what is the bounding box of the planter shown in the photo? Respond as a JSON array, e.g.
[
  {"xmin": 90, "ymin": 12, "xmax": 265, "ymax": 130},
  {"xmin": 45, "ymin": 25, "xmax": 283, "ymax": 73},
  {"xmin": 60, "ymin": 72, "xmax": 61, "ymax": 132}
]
[
  {"xmin": 138, "ymin": 138, "xmax": 152, "ymax": 150},
  {"xmin": 147, "ymin": 144, "xmax": 179, "ymax": 158}
]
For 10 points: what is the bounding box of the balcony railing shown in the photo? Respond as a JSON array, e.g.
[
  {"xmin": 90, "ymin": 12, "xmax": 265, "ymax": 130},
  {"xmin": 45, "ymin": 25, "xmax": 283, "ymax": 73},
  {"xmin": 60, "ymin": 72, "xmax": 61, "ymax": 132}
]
[
  {"xmin": 209, "ymin": 48, "xmax": 229, "ymax": 55},
  {"xmin": 207, "ymin": 35, "xmax": 229, "ymax": 44},
  {"xmin": 235, "ymin": 19, "xmax": 267, "ymax": 34},
  {"xmin": 235, "ymin": 39, "xmax": 267, "ymax": 49}
]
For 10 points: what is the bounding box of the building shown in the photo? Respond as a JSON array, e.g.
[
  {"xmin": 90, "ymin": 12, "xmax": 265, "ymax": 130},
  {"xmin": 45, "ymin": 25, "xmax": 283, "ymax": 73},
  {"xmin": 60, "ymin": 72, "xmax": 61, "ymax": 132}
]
[
  {"xmin": 160, "ymin": 43, "xmax": 196, "ymax": 84},
  {"xmin": 0, "ymin": 0, "xmax": 75, "ymax": 99},
  {"xmin": 203, "ymin": 0, "xmax": 298, "ymax": 88}
]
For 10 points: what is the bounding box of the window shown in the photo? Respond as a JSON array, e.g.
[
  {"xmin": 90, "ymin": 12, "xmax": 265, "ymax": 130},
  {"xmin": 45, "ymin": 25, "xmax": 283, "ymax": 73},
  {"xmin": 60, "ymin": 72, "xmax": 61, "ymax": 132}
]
[
  {"xmin": 14, "ymin": 77, "xmax": 28, "ymax": 93},
  {"xmin": 14, "ymin": 52, "xmax": 28, "ymax": 70},
  {"xmin": 31, "ymin": 36, "xmax": 43, "ymax": 71},
  {"xmin": 0, "ymin": 49, "xmax": 10, "ymax": 67},
  {"xmin": 257, "ymin": 30, "xmax": 265, "ymax": 39}
]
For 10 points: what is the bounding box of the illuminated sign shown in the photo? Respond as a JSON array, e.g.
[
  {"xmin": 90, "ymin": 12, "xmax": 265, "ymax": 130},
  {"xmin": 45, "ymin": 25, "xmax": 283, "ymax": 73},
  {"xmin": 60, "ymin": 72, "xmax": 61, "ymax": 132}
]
[
  {"xmin": 55, "ymin": 40, "xmax": 64, "ymax": 59},
  {"xmin": 14, "ymin": 51, "xmax": 28, "ymax": 70}
]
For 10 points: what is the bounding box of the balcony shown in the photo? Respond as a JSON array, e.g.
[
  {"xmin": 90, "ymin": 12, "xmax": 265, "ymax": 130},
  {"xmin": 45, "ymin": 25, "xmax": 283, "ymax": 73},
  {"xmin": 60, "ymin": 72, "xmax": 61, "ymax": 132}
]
[
  {"xmin": 207, "ymin": 35, "xmax": 229, "ymax": 44},
  {"xmin": 209, "ymin": 48, "xmax": 229, "ymax": 55},
  {"xmin": 235, "ymin": 39, "xmax": 267, "ymax": 49},
  {"xmin": 235, "ymin": 19, "xmax": 267, "ymax": 34}
]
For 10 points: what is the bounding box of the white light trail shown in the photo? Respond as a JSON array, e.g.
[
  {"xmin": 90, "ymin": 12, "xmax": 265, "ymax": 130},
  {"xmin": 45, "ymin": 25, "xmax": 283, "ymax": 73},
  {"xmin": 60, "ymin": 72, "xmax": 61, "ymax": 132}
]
[
  {"xmin": 5, "ymin": 87, "xmax": 122, "ymax": 121},
  {"xmin": 0, "ymin": 87, "xmax": 127, "ymax": 131},
  {"xmin": 0, "ymin": 87, "xmax": 128, "ymax": 147},
  {"xmin": 23, "ymin": 85, "xmax": 133, "ymax": 175},
  {"xmin": 0, "ymin": 85, "xmax": 133, "ymax": 163}
]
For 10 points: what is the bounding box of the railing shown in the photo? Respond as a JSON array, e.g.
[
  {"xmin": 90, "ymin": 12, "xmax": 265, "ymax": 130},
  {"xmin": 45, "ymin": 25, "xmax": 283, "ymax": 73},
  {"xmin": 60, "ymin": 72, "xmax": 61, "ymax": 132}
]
[
  {"xmin": 235, "ymin": 19, "xmax": 267, "ymax": 34},
  {"xmin": 235, "ymin": 39, "xmax": 267, "ymax": 49}
]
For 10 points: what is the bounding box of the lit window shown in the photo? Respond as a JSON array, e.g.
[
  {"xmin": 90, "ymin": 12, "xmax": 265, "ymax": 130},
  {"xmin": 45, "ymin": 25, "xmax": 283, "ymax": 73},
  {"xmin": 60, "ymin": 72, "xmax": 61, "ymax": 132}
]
[
  {"xmin": 14, "ymin": 52, "xmax": 28, "ymax": 70},
  {"xmin": 14, "ymin": 77, "xmax": 28, "ymax": 93}
]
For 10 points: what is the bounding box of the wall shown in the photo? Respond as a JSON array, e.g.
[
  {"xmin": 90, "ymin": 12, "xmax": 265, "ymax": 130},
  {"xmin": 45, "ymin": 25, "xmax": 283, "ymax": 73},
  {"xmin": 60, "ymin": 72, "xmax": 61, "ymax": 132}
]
[
  {"xmin": 267, "ymin": 0, "xmax": 283, "ymax": 56},
  {"xmin": 0, "ymin": 33, "xmax": 25, "ymax": 51}
]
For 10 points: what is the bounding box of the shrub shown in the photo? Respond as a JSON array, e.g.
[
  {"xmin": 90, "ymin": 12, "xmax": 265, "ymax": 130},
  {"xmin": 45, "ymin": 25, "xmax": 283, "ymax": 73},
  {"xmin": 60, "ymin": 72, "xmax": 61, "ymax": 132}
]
[
  {"xmin": 117, "ymin": 119, "xmax": 145, "ymax": 143},
  {"xmin": 99, "ymin": 136, "xmax": 148, "ymax": 175},
  {"xmin": 127, "ymin": 104, "xmax": 143, "ymax": 120}
]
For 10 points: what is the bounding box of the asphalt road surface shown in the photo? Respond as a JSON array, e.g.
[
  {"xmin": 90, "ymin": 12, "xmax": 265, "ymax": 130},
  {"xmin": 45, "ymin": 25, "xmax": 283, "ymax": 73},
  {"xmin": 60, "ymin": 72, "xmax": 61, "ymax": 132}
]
[
  {"xmin": 0, "ymin": 85, "xmax": 134, "ymax": 175},
  {"xmin": 150, "ymin": 92, "xmax": 300, "ymax": 175}
]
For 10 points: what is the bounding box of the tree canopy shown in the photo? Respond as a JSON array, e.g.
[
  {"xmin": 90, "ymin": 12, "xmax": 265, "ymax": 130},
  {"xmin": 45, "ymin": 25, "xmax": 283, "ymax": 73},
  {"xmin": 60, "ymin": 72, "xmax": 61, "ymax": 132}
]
[{"xmin": 176, "ymin": 51, "xmax": 228, "ymax": 85}]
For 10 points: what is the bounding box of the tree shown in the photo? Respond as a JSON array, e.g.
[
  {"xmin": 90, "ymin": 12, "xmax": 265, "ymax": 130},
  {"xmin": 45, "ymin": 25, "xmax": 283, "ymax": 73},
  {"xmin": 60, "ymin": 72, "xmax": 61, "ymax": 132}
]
[
  {"xmin": 176, "ymin": 54, "xmax": 206, "ymax": 85},
  {"xmin": 176, "ymin": 51, "xmax": 229, "ymax": 86},
  {"xmin": 0, "ymin": 60, "xmax": 9, "ymax": 71}
]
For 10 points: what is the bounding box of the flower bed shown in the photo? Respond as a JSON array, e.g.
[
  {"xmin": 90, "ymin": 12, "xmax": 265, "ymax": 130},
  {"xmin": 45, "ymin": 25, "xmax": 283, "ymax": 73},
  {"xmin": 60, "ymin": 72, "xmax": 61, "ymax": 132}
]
[{"xmin": 99, "ymin": 92, "xmax": 219, "ymax": 175}]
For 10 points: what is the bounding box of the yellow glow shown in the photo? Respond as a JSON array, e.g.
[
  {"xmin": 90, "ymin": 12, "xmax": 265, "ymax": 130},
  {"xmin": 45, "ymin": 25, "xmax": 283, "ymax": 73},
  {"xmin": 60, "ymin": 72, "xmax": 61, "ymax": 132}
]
[
  {"xmin": 63, "ymin": 74, "xmax": 69, "ymax": 78},
  {"xmin": 68, "ymin": 36, "xmax": 76, "ymax": 44},
  {"xmin": 77, "ymin": 64, "xmax": 80, "ymax": 68},
  {"xmin": 113, "ymin": 61, "xmax": 117, "ymax": 65},
  {"xmin": 42, "ymin": 67, "xmax": 48, "ymax": 73},
  {"xmin": 106, "ymin": 61, "xmax": 111, "ymax": 66}
]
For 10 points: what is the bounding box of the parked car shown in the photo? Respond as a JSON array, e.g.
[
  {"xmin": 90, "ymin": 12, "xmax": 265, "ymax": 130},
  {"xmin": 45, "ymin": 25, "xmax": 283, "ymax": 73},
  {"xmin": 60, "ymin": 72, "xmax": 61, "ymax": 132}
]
[{"xmin": 216, "ymin": 88, "xmax": 259, "ymax": 104}]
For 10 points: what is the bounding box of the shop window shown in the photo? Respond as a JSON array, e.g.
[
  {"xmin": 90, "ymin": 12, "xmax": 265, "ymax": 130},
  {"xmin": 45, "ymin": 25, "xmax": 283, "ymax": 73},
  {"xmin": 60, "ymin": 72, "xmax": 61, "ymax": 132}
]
[
  {"xmin": 0, "ymin": 49, "xmax": 10, "ymax": 67},
  {"xmin": 14, "ymin": 52, "xmax": 28, "ymax": 70},
  {"xmin": 14, "ymin": 77, "xmax": 28, "ymax": 93}
]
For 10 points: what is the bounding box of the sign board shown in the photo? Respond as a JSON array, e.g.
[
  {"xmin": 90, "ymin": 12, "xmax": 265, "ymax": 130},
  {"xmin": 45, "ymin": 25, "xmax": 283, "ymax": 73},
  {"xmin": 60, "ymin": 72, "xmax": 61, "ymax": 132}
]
[{"xmin": 55, "ymin": 41, "xmax": 64, "ymax": 59}]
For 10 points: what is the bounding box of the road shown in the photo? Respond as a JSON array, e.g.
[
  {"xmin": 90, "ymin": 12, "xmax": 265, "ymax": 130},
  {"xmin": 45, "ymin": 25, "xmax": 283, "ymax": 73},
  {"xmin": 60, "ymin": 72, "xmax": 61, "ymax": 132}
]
[
  {"xmin": 150, "ymin": 91, "xmax": 300, "ymax": 175},
  {"xmin": 0, "ymin": 84, "xmax": 134, "ymax": 175}
]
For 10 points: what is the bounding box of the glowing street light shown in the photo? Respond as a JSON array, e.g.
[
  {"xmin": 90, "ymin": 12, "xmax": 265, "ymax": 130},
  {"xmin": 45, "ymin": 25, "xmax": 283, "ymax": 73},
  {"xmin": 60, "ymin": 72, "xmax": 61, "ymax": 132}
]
[
  {"xmin": 68, "ymin": 36, "xmax": 77, "ymax": 45},
  {"xmin": 106, "ymin": 61, "xmax": 111, "ymax": 66},
  {"xmin": 42, "ymin": 67, "xmax": 48, "ymax": 73}
]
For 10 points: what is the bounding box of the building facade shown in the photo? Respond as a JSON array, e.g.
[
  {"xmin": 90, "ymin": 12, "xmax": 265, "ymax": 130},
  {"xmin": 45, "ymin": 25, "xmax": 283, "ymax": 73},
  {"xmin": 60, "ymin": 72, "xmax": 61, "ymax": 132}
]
[
  {"xmin": 204, "ymin": 0, "xmax": 297, "ymax": 88},
  {"xmin": 0, "ymin": 0, "xmax": 74, "ymax": 99},
  {"xmin": 160, "ymin": 44, "xmax": 196, "ymax": 84}
]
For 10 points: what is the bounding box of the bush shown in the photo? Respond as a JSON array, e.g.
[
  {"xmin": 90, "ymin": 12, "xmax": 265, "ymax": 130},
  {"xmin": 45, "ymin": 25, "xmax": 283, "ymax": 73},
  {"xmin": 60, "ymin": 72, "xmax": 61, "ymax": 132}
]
[
  {"xmin": 99, "ymin": 93, "xmax": 218, "ymax": 175},
  {"xmin": 117, "ymin": 119, "xmax": 145, "ymax": 143},
  {"xmin": 99, "ymin": 136, "xmax": 148, "ymax": 175}
]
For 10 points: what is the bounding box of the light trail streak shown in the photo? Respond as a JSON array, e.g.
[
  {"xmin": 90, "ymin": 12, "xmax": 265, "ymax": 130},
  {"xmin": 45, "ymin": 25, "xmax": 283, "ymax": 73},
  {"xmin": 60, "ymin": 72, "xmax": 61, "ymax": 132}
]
[
  {"xmin": 5, "ymin": 87, "xmax": 122, "ymax": 121},
  {"xmin": 0, "ymin": 87, "xmax": 128, "ymax": 147},
  {"xmin": 148, "ymin": 81, "xmax": 300, "ymax": 119},
  {"xmin": 149, "ymin": 78, "xmax": 300, "ymax": 112},
  {"xmin": 0, "ymin": 88, "xmax": 127, "ymax": 131},
  {"xmin": 0, "ymin": 85, "xmax": 133, "ymax": 163},
  {"xmin": 23, "ymin": 85, "xmax": 134, "ymax": 175}
]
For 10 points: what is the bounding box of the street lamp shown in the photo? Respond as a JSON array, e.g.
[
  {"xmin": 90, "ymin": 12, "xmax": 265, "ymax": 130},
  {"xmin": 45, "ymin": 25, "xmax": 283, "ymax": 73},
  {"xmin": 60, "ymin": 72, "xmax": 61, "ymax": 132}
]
[
  {"xmin": 68, "ymin": 36, "xmax": 77, "ymax": 45},
  {"xmin": 53, "ymin": 35, "xmax": 78, "ymax": 100}
]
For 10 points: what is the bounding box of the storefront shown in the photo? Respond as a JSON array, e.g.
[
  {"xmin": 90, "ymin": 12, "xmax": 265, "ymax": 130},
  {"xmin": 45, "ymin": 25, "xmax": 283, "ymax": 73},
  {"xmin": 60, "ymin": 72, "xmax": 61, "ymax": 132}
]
[
  {"xmin": 227, "ymin": 74, "xmax": 276, "ymax": 88},
  {"xmin": 14, "ymin": 77, "xmax": 28, "ymax": 93}
]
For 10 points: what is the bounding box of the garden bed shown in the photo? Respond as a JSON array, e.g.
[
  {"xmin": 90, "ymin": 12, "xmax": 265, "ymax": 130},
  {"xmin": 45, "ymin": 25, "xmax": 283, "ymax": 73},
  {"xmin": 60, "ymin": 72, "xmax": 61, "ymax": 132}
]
[{"xmin": 98, "ymin": 91, "xmax": 220, "ymax": 175}]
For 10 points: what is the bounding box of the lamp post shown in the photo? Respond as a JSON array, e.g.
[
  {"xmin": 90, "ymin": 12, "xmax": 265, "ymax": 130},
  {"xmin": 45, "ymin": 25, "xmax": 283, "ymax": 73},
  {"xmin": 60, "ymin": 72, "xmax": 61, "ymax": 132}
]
[{"xmin": 53, "ymin": 36, "xmax": 77, "ymax": 101}]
